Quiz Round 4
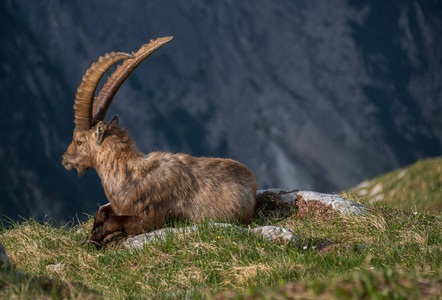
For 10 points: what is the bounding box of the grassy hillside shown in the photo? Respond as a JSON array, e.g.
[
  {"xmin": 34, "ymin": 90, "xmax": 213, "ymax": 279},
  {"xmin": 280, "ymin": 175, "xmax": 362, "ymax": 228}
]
[
  {"xmin": 0, "ymin": 202, "xmax": 441, "ymax": 298},
  {"xmin": 348, "ymin": 156, "xmax": 442, "ymax": 214},
  {"xmin": 0, "ymin": 159, "xmax": 441, "ymax": 299}
]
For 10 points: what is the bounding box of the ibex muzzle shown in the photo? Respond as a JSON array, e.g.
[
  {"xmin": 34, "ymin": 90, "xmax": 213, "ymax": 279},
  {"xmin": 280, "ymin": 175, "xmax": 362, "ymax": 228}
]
[{"xmin": 62, "ymin": 37, "xmax": 257, "ymax": 248}]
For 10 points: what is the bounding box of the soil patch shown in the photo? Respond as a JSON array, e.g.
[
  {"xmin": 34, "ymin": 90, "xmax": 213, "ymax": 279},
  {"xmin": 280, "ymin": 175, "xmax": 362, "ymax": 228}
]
[
  {"xmin": 254, "ymin": 190, "xmax": 297, "ymax": 221},
  {"xmin": 295, "ymin": 195, "xmax": 338, "ymax": 225}
]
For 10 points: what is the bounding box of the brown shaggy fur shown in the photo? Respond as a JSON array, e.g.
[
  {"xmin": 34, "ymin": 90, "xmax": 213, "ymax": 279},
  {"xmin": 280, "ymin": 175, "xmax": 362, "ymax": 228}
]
[{"xmin": 62, "ymin": 119, "xmax": 257, "ymax": 248}]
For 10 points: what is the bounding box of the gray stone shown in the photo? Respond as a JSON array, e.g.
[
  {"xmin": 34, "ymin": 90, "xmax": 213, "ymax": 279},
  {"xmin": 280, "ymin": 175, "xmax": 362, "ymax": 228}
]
[
  {"xmin": 257, "ymin": 189, "xmax": 366, "ymax": 215},
  {"xmin": 297, "ymin": 191, "xmax": 366, "ymax": 215},
  {"xmin": 0, "ymin": 242, "xmax": 11, "ymax": 268},
  {"xmin": 250, "ymin": 226, "xmax": 298, "ymax": 243},
  {"xmin": 46, "ymin": 263, "xmax": 66, "ymax": 272},
  {"xmin": 124, "ymin": 223, "xmax": 297, "ymax": 250},
  {"xmin": 123, "ymin": 225, "xmax": 200, "ymax": 250}
]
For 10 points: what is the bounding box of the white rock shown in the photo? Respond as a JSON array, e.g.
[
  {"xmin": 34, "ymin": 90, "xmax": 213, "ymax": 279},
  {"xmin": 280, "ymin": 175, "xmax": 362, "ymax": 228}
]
[
  {"xmin": 355, "ymin": 181, "xmax": 371, "ymax": 189},
  {"xmin": 46, "ymin": 263, "xmax": 66, "ymax": 272},
  {"xmin": 123, "ymin": 225, "xmax": 200, "ymax": 249},
  {"xmin": 370, "ymin": 194, "xmax": 384, "ymax": 203},
  {"xmin": 123, "ymin": 223, "xmax": 297, "ymax": 250},
  {"xmin": 297, "ymin": 191, "xmax": 366, "ymax": 215},
  {"xmin": 257, "ymin": 189, "xmax": 366, "ymax": 215},
  {"xmin": 250, "ymin": 226, "xmax": 298, "ymax": 243},
  {"xmin": 369, "ymin": 183, "xmax": 383, "ymax": 196},
  {"xmin": 397, "ymin": 170, "xmax": 406, "ymax": 179},
  {"xmin": 357, "ymin": 189, "xmax": 368, "ymax": 196}
]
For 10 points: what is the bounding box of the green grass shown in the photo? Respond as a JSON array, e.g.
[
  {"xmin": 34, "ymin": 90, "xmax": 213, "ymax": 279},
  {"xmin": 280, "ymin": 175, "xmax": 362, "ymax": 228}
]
[
  {"xmin": 1, "ymin": 201, "xmax": 441, "ymax": 299},
  {"xmin": 1, "ymin": 157, "xmax": 441, "ymax": 298},
  {"xmin": 349, "ymin": 156, "xmax": 442, "ymax": 214}
]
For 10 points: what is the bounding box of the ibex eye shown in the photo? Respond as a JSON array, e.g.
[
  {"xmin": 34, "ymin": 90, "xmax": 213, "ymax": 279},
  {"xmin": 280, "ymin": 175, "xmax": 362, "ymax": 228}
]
[{"xmin": 77, "ymin": 141, "xmax": 82, "ymax": 146}]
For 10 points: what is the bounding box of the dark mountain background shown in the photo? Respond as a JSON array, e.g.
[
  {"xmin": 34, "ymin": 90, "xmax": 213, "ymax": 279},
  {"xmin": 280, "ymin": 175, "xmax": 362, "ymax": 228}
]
[{"xmin": 1, "ymin": 0, "xmax": 441, "ymax": 223}]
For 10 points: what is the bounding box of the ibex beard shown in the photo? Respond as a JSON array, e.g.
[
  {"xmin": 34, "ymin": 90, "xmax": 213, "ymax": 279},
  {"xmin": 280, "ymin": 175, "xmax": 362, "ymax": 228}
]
[{"xmin": 62, "ymin": 37, "xmax": 257, "ymax": 248}]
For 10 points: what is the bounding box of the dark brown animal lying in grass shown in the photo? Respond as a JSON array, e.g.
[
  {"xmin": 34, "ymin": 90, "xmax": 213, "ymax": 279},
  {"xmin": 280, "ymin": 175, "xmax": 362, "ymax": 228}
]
[{"xmin": 62, "ymin": 37, "xmax": 257, "ymax": 248}]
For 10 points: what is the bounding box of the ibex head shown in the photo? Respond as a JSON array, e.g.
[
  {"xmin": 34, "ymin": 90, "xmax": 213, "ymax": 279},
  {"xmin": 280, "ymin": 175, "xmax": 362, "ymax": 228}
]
[{"xmin": 62, "ymin": 37, "xmax": 174, "ymax": 176}]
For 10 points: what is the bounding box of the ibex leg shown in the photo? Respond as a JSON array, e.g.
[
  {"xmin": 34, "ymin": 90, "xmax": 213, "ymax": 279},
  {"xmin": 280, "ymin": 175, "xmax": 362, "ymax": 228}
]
[
  {"xmin": 88, "ymin": 213, "xmax": 165, "ymax": 248},
  {"xmin": 90, "ymin": 203, "xmax": 116, "ymax": 234}
]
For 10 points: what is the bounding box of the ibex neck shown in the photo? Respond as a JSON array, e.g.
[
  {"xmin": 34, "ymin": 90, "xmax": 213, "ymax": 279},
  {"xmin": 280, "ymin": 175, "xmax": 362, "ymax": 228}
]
[{"xmin": 94, "ymin": 149, "xmax": 143, "ymax": 195}]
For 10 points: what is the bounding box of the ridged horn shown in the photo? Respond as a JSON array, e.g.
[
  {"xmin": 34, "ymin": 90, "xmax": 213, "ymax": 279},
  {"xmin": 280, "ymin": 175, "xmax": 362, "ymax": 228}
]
[
  {"xmin": 92, "ymin": 36, "xmax": 174, "ymax": 123},
  {"xmin": 74, "ymin": 52, "xmax": 134, "ymax": 131}
]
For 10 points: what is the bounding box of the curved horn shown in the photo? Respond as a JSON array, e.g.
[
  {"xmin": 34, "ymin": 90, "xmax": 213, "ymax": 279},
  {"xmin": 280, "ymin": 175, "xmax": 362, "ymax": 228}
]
[
  {"xmin": 74, "ymin": 52, "xmax": 134, "ymax": 131},
  {"xmin": 92, "ymin": 36, "xmax": 174, "ymax": 123}
]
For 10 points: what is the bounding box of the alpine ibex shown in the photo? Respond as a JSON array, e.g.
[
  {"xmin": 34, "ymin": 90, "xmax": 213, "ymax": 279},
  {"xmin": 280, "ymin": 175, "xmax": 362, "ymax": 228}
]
[{"xmin": 62, "ymin": 37, "xmax": 257, "ymax": 248}]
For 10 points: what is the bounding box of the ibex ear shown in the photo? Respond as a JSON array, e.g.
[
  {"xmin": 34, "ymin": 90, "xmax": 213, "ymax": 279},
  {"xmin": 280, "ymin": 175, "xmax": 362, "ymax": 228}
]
[
  {"xmin": 111, "ymin": 115, "xmax": 120, "ymax": 127},
  {"xmin": 95, "ymin": 121, "xmax": 105, "ymax": 144}
]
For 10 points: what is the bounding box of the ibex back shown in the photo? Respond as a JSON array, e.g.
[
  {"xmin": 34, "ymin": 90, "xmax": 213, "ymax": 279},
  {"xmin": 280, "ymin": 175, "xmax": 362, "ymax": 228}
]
[{"xmin": 62, "ymin": 37, "xmax": 257, "ymax": 248}]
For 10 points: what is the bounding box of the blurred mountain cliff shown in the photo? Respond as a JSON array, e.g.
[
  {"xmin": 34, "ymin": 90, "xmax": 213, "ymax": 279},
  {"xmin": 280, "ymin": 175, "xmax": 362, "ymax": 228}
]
[{"xmin": 1, "ymin": 0, "xmax": 441, "ymax": 222}]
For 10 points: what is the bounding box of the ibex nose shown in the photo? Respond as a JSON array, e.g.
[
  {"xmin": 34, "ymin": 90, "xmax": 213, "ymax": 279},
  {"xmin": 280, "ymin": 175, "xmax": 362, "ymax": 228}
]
[
  {"xmin": 61, "ymin": 155, "xmax": 74, "ymax": 170},
  {"xmin": 61, "ymin": 154, "xmax": 68, "ymax": 166}
]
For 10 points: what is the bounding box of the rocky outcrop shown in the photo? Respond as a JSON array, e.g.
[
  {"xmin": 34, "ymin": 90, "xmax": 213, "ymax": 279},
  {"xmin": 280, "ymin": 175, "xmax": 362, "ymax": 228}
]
[{"xmin": 258, "ymin": 189, "xmax": 366, "ymax": 215}]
